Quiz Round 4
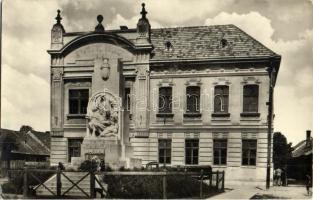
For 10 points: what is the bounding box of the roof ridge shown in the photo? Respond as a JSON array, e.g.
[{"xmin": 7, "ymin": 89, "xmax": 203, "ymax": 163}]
[
  {"xmin": 151, "ymin": 24, "xmax": 234, "ymax": 30},
  {"xmin": 64, "ymin": 24, "xmax": 235, "ymax": 35}
]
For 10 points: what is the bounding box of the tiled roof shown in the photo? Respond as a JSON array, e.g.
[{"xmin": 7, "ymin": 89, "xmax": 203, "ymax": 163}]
[
  {"xmin": 0, "ymin": 129, "xmax": 50, "ymax": 156},
  {"xmin": 150, "ymin": 25, "xmax": 278, "ymax": 60},
  {"xmin": 292, "ymin": 138, "xmax": 313, "ymax": 157},
  {"xmin": 31, "ymin": 131, "xmax": 51, "ymax": 149}
]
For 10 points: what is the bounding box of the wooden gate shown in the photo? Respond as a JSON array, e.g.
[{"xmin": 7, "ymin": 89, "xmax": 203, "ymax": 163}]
[{"xmin": 10, "ymin": 168, "xmax": 107, "ymax": 198}]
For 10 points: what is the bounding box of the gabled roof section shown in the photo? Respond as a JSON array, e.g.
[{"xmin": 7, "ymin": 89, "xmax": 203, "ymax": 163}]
[
  {"xmin": 0, "ymin": 129, "xmax": 50, "ymax": 156},
  {"xmin": 150, "ymin": 24, "xmax": 279, "ymax": 61},
  {"xmin": 292, "ymin": 138, "xmax": 313, "ymax": 157}
]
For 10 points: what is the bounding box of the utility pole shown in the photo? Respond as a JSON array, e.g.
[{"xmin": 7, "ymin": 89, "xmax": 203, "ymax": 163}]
[{"xmin": 266, "ymin": 58, "xmax": 276, "ymax": 189}]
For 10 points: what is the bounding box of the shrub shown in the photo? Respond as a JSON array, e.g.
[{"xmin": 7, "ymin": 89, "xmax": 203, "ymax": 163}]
[
  {"xmin": 79, "ymin": 160, "xmax": 113, "ymax": 172},
  {"xmin": 79, "ymin": 160, "xmax": 98, "ymax": 171},
  {"xmin": 1, "ymin": 182, "xmax": 18, "ymax": 194},
  {"xmin": 103, "ymin": 174, "xmax": 217, "ymax": 199}
]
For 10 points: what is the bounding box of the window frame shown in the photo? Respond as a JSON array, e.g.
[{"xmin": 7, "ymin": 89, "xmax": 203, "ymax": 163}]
[
  {"xmin": 213, "ymin": 139, "xmax": 228, "ymax": 165},
  {"xmin": 242, "ymin": 84, "xmax": 259, "ymax": 113},
  {"xmin": 241, "ymin": 139, "xmax": 257, "ymax": 166},
  {"xmin": 185, "ymin": 139, "xmax": 199, "ymax": 165},
  {"xmin": 184, "ymin": 86, "xmax": 201, "ymax": 118},
  {"xmin": 68, "ymin": 89, "xmax": 89, "ymax": 115},
  {"xmin": 214, "ymin": 85, "xmax": 229, "ymax": 113},
  {"xmin": 68, "ymin": 138, "xmax": 83, "ymax": 162},
  {"xmin": 124, "ymin": 87, "xmax": 131, "ymax": 112},
  {"xmin": 158, "ymin": 87, "xmax": 173, "ymax": 114},
  {"xmin": 158, "ymin": 139, "xmax": 172, "ymax": 165}
]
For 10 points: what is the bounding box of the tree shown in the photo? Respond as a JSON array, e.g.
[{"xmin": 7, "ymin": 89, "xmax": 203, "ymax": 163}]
[
  {"xmin": 19, "ymin": 125, "xmax": 33, "ymax": 134},
  {"xmin": 273, "ymin": 132, "xmax": 292, "ymax": 170}
]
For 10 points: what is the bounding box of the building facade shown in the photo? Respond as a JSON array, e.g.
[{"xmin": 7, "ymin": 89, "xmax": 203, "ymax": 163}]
[{"xmin": 49, "ymin": 4, "xmax": 281, "ymax": 185}]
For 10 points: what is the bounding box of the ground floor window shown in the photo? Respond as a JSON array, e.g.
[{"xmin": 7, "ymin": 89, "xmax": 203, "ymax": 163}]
[
  {"xmin": 213, "ymin": 139, "xmax": 227, "ymax": 165},
  {"xmin": 242, "ymin": 139, "xmax": 257, "ymax": 166},
  {"xmin": 185, "ymin": 139, "xmax": 199, "ymax": 165},
  {"xmin": 68, "ymin": 138, "xmax": 83, "ymax": 162},
  {"xmin": 158, "ymin": 139, "xmax": 171, "ymax": 164}
]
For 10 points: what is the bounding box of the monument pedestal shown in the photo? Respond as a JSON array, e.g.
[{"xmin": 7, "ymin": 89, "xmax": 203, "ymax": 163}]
[
  {"xmin": 70, "ymin": 137, "xmax": 142, "ymax": 170},
  {"xmin": 80, "ymin": 137, "xmax": 125, "ymax": 170}
]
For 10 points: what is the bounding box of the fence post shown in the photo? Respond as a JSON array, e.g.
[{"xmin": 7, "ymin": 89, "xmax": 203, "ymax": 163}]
[
  {"xmin": 200, "ymin": 169, "xmax": 204, "ymax": 199},
  {"xmin": 216, "ymin": 170, "xmax": 219, "ymax": 190},
  {"xmin": 162, "ymin": 170, "xmax": 167, "ymax": 199},
  {"xmin": 222, "ymin": 171, "xmax": 225, "ymax": 191},
  {"xmin": 90, "ymin": 170, "xmax": 95, "ymax": 198},
  {"xmin": 209, "ymin": 171, "xmax": 212, "ymax": 187},
  {"xmin": 23, "ymin": 167, "xmax": 28, "ymax": 197},
  {"xmin": 57, "ymin": 169, "xmax": 61, "ymax": 196}
]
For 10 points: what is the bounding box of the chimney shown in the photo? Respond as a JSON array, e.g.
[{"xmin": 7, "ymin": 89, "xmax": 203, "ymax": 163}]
[{"xmin": 306, "ymin": 130, "xmax": 311, "ymax": 147}]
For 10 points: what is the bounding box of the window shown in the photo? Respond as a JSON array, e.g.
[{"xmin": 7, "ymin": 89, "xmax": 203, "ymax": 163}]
[
  {"xmin": 213, "ymin": 139, "xmax": 227, "ymax": 165},
  {"xmin": 158, "ymin": 139, "xmax": 171, "ymax": 164},
  {"xmin": 185, "ymin": 139, "xmax": 199, "ymax": 165},
  {"xmin": 124, "ymin": 88, "xmax": 131, "ymax": 111},
  {"xmin": 242, "ymin": 140, "xmax": 257, "ymax": 166},
  {"xmin": 159, "ymin": 87, "xmax": 172, "ymax": 113},
  {"xmin": 214, "ymin": 86, "xmax": 229, "ymax": 113},
  {"xmin": 68, "ymin": 138, "xmax": 83, "ymax": 162},
  {"xmin": 69, "ymin": 89, "xmax": 89, "ymax": 114},
  {"xmin": 243, "ymin": 85, "xmax": 259, "ymax": 113},
  {"xmin": 186, "ymin": 86, "xmax": 200, "ymax": 113}
]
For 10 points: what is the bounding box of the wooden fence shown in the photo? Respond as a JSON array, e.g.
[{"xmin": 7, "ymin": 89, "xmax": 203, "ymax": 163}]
[
  {"xmin": 10, "ymin": 168, "xmax": 225, "ymax": 199},
  {"xmin": 0, "ymin": 161, "xmax": 49, "ymax": 177},
  {"xmin": 0, "ymin": 160, "xmax": 24, "ymax": 177}
]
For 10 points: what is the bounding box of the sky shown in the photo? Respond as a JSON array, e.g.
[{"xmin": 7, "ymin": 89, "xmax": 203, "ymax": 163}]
[{"xmin": 1, "ymin": 0, "xmax": 313, "ymax": 144}]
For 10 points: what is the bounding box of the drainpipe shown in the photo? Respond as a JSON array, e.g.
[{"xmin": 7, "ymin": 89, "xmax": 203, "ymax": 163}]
[{"xmin": 266, "ymin": 57, "xmax": 276, "ymax": 189}]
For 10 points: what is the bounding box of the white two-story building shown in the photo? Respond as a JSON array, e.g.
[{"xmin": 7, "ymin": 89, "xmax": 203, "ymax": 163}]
[{"xmin": 48, "ymin": 3, "xmax": 281, "ymax": 185}]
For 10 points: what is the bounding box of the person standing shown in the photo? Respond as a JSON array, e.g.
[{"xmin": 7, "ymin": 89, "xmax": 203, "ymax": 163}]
[
  {"xmin": 275, "ymin": 168, "xmax": 282, "ymax": 186},
  {"xmin": 305, "ymin": 174, "xmax": 312, "ymax": 196}
]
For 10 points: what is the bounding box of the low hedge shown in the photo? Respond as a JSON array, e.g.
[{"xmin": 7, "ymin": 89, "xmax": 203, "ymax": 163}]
[{"xmin": 103, "ymin": 174, "xmax": 218, "ymax": 199}]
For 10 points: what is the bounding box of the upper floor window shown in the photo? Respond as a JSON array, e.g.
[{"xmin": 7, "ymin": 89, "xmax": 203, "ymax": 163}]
[
  {"xmin": 158, "ymin": 139, "xmax": 171, "ymax": 164},
  {"xmin": 186, "ymin": 86, "xmax": 200, "ymax": 113},
  {"xmin": 185, "ymin": 139, "xmax": 199, "ymax": 165},
  {"xmin": 213, "ymin": 139, "xmax": 227, "ymax": 165},
  {"xmin": 214, "ymin": 85, "xmax": 229, "ymax": 113},
  {"xmin": 69, "ymin": 89, "xmax": 89, "ymax": 114},
  {"xmin": 243, "ymin": 85, "xmax": 259, "ymax": 113},
  {"xmin": 159, "ymin": 87, "xmax": 172, "ymax": 113},
  {"xmin": 242, "ymin": 139, "xmax": 257, "ymax": 166}
]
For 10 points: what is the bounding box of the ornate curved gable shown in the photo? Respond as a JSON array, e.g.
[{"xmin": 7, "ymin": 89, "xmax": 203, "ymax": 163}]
[{"xmin": 48, "ymin": 32, "xmax": 138, "ymax": 56}]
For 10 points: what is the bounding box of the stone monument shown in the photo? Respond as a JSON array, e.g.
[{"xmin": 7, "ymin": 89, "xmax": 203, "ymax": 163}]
[{"xmin": 80, "ymin": 90, "xmax": 125, "ymax": 169}]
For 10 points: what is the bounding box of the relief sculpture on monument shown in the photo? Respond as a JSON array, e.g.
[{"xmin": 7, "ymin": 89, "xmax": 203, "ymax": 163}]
[{"xmin": 86, "ymin": 92, "xmax": 119, "ymax": 138}]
